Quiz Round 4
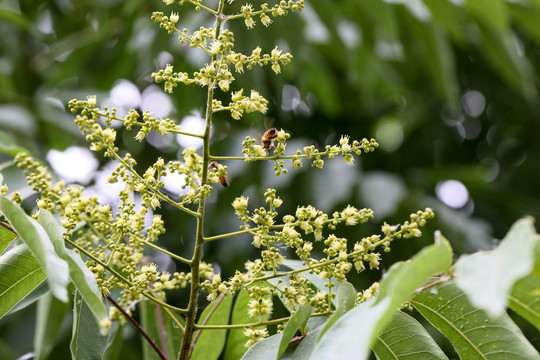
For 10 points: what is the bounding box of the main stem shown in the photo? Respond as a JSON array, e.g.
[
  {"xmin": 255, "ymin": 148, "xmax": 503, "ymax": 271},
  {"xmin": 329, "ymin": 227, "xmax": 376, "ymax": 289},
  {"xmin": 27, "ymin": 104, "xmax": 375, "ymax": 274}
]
[{"xmin": 178, "ymin": 2, "xmax": 225, "ymax": 359}]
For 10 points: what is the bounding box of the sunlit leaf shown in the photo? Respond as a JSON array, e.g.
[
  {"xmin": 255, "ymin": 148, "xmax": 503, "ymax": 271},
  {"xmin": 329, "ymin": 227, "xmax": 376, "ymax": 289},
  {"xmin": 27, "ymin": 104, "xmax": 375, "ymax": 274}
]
[
  {"xmin": 454, "ymin": 217, "xmax": 539, "ymax": 316},
  {"xmin": 190, "ymin": 294, "xmax": 233, "ymax": 360},
  {"xmin": 0, "ymin": 221, "xmax": 17, "ymax": 254},
  {"xmin": 0, "ymin": 244, "xmax": 46, "ymax": 319},
  {"xmin": 0, "ymin": 196, "xmax": 69, "ymax": 302},
  {"xmin": 372, "ymin": 311, "xmax": 448, "ymax": 360},
  {"xmin": 412, "ymin": 280, "xmax": 540, "ymax": 360}
]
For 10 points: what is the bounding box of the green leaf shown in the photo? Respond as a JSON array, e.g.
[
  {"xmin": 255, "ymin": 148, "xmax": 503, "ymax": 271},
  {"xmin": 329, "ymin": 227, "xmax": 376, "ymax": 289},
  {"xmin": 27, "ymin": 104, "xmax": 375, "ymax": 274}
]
[
  {"xmin": 190, "ymin": 294, "xmax": 233, "ymax": 360},
  {"xmin": 508, "ymin": 273, "xmax": 540, "ymax": 332},
  {"xmin": 465, "ymin": 0, "xmax": 509, "ymax": 32},
  {"xmin": 140, "ymin": 300, "xmax": 183, "ymax": 360},
  {"xmin": 454, "ymin": 217, "xmax": 539, "ymax": 316},
  {"xmin": 0, "ymin": 196, "xmax": 69, "ymax": 302},
  {"xmin": 372, "ymin": 311, "xmax": 448, "ymax": 360},
  {"xmin": 277, "ymin": 303, "xmax": 312, "ymax": 359},
  {"xmin": 37, "ymin": 210, "xmax": 109, "ymax": 329},
  {"xmin": 291, "ymin": 325, "xmax": 323, "ymax": 360},
  {"xmin": 34, "ymin": 291, "xmax": 71, "ymax": 360},
  {"xmin": 309, "ymin": 232, "xmax": 453, "ymax": 360},
  {"xmin": 71, "ymin": 291, "xmax": 108, "ymax": 360},
  {"xmin": 316, "ymin": 281, "xmax": 356, "ymax": 342},
  {"xmin": 0, "ymin": 244, "xmax": 46, "ymax": 319},
  {"xmin": 412, "ymin": 280, "xmax": 540, "ymax": 360},
  {"xmin": 102, "ymin": 323, "xmax": 124, "ymax": 360},
  {"xmin": 0, "ymin": 221, "xmax": 17, "ymax": 254},
  {"xmin": 224, "ymin": 289, "xmax": 271, "ymax": 360},
  {"xmin": 241, "ymin": 333, "xmax": 282, "ymax": 360},
  {"xmin": 0, "ymin": 131, "xmax": 27, "ymax": 156}
]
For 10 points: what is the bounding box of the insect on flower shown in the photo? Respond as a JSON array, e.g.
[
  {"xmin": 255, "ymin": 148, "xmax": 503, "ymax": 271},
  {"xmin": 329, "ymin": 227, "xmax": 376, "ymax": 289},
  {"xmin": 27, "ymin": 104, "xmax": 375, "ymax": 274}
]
[{"xmin": 208, "ymin": 161, "xmax": 229, "ymax": 187}]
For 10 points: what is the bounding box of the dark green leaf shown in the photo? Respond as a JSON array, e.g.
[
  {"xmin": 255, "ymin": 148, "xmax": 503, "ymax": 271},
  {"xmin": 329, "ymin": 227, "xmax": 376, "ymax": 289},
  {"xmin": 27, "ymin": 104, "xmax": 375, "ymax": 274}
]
[
  {"xmin": 190, "ymin": 294, "xmax": 233, "ymax": 360},
  {"xmin": 412, "ymin": 280, "xmax": 540, "ymax": 360},
  {"xmin": 71, "ymin": 291, "xmax": 108, "ymax": 360},
  {"xmin": 102, "ymin": 323, "xmax": 125, "ymax": 360},
  {"xmin": 0, "ymin": 244, "xmax": 46, "ymax": 319},
  {"xmin": 277, "ymin": 303, "xmax": 312, "ymax": 359},
  {"xmin": 34, "ymin": 291, "xmax": 71, "ymax": 360},
  {"xmin": 372, "ymin": 311, "xmax": 448, "ymax": 360}
]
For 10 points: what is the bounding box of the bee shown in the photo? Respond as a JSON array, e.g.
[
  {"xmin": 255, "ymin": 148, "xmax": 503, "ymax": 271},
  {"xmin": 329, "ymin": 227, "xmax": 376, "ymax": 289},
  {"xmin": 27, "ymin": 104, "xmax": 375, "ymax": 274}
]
[
  {"xmin": 261, "ymin": 128, "xmax": 278, "ymax": 155},
  {"xmin": 208, "ymin": 161, "xmax": 229, "ymax": 187}
]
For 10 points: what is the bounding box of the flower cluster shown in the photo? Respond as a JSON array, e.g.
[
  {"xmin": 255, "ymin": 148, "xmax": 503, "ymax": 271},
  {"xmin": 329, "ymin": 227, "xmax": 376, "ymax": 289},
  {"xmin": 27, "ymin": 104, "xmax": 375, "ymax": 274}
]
[{"xmin": 239, "ymin": 0, "xmax": 305, "ymax": 29}]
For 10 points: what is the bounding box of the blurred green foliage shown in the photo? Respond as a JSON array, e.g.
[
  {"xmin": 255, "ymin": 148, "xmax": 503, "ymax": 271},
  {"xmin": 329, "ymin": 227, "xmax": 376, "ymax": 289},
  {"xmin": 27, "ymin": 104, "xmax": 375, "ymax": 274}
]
[{"xmin": 1, "ymin": 0, "xmax": 540, "ymax": 358}]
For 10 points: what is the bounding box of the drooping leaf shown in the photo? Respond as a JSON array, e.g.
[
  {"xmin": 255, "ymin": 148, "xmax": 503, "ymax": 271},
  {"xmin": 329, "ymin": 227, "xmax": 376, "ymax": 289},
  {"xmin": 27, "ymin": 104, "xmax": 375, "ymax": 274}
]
[
  {"xmin": 277, "ymin": 303, "xmax": 312, "ymax": 359},
  {"xmin": 224, "ymin": 288, "xmax": 271, "ymax": 360},
  {"xmin": 0, "ymin": 221, "xmax": 17, "ymax": 254},
  {"xmin": 0, "ymin": 244, "xmax": 46, "ymax": 319},
  {"xmin": 0, "ymin": 196, "xmax": 69, "ymax": 302},
  {"xmin": 316, "ymin": 281, "xmax": 356, "ymax": 342},
  {"xmin": 508, "ymin": 273, "xmax": 540, "ymax": 331},
  {"xmin": 33, "ymin": 291, "xmax": 71, "ymax": 360},
  {"xmin": 309, "ymin": 232, "xmax": 453, "ymax": 360},
  {"xmin": 37, "ymin": 210, "xmax": 108, "ymax": 330},
  {"xmin": 372, "ymin": 311, "xmax": 448, "ymax": 360},
  {"xmin": 241, "ymin": 333, "xmax": 282, "ymax": 360},
  {"xmin": 140, "ymin": 300, "xmax": 183, "ymax": 360},
  {"xmin": 412, "ymin": 280, "xmax": 540, "ymax": 360},
  {"xmin": 190, "ymin": 294, "xmax": 233, "ymax": 360},
  {"xmin": 454, "ymin": 217, "xmax": 539, "ymax": 316},
  {"xmin": 71, "ymin": 291, "xmax": 108, "ymax": 360}
]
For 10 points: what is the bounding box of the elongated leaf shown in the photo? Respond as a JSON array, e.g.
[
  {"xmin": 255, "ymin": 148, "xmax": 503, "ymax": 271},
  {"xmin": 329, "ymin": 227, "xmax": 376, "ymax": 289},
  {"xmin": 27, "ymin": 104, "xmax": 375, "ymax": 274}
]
[
  {"xmin": 316, "ymin": 282, "xmax": 356, "ymax": 342},
  {"xmin": 0, "ymin": 221, "xmax": 17, "ymax": 254},
  {"xmin": 310, "ymin": 232, "xmax": 453, "ymax": 360},
  {"xmin": 241, "ymin": 333, "xmax": 282, "ymax": 360},
  {"xmin": 224, "ymin": 289, "xmax": 271, "ymax": 360},
  {"xmin": 102, "ymin": 322, "xmax": 124, "ymax": 360},
  {"xmin": 412, "ymin": 280, "xmax": 540, "ymax": 360},
  {"xmin": 372, "ymin": 311, "xmax": 448, "ymax": 360},
  {"xmin": 454, "ymin": 217, "xmax": 539, "ymax": 316},
  {"xmin": 71, "ymin": 291, "xmax": 108, "ymax": 360},
  {"xmin": 190, "ymin": 294, "xmax": 233, "ymax": 360},
  {"xmin": 0, "ymin": 196, "xmax": 69, "ymax": 302},
  {"xmin": 0, "ymin": 244, "xmax": 46, "ymax": 319},
  {"xmin": 37, "ymin": 210, "xmax": 108, "ymax": 328},
  {"xmin": 0, "ymin": 131, "xmax": 27, "ymax": 156},
  {"xmin": 508, "ymin": 273, "xmax": 540, "ymax": 332},
  {"xmin": 277, "ymin": 303, "xmax": 312, "ymax": 359},
  {"xmin": 140, "ymin": 300, "xmax": 183, "ymax": 360},
  {"xmin": 34, "ymin": 291, "xmax": 71, "ymax": 360}
]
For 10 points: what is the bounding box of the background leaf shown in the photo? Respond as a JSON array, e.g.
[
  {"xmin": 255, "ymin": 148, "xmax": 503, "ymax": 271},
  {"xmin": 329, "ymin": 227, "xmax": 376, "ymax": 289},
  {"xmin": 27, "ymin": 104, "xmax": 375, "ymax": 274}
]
[
  {"xmin": 372, "ymin": 311, "xmax": 448, "ymax": 360},
  {"xmin": 140, "ymin": 300, "xmax": 183, "ymax": 360},
  {"xmin": 412, "ymin": 280, "xmax": 540, "ymax": 360},
  {"xmin": 0, "ymin": 244, "xmax": 46, "ymax": 319}
]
